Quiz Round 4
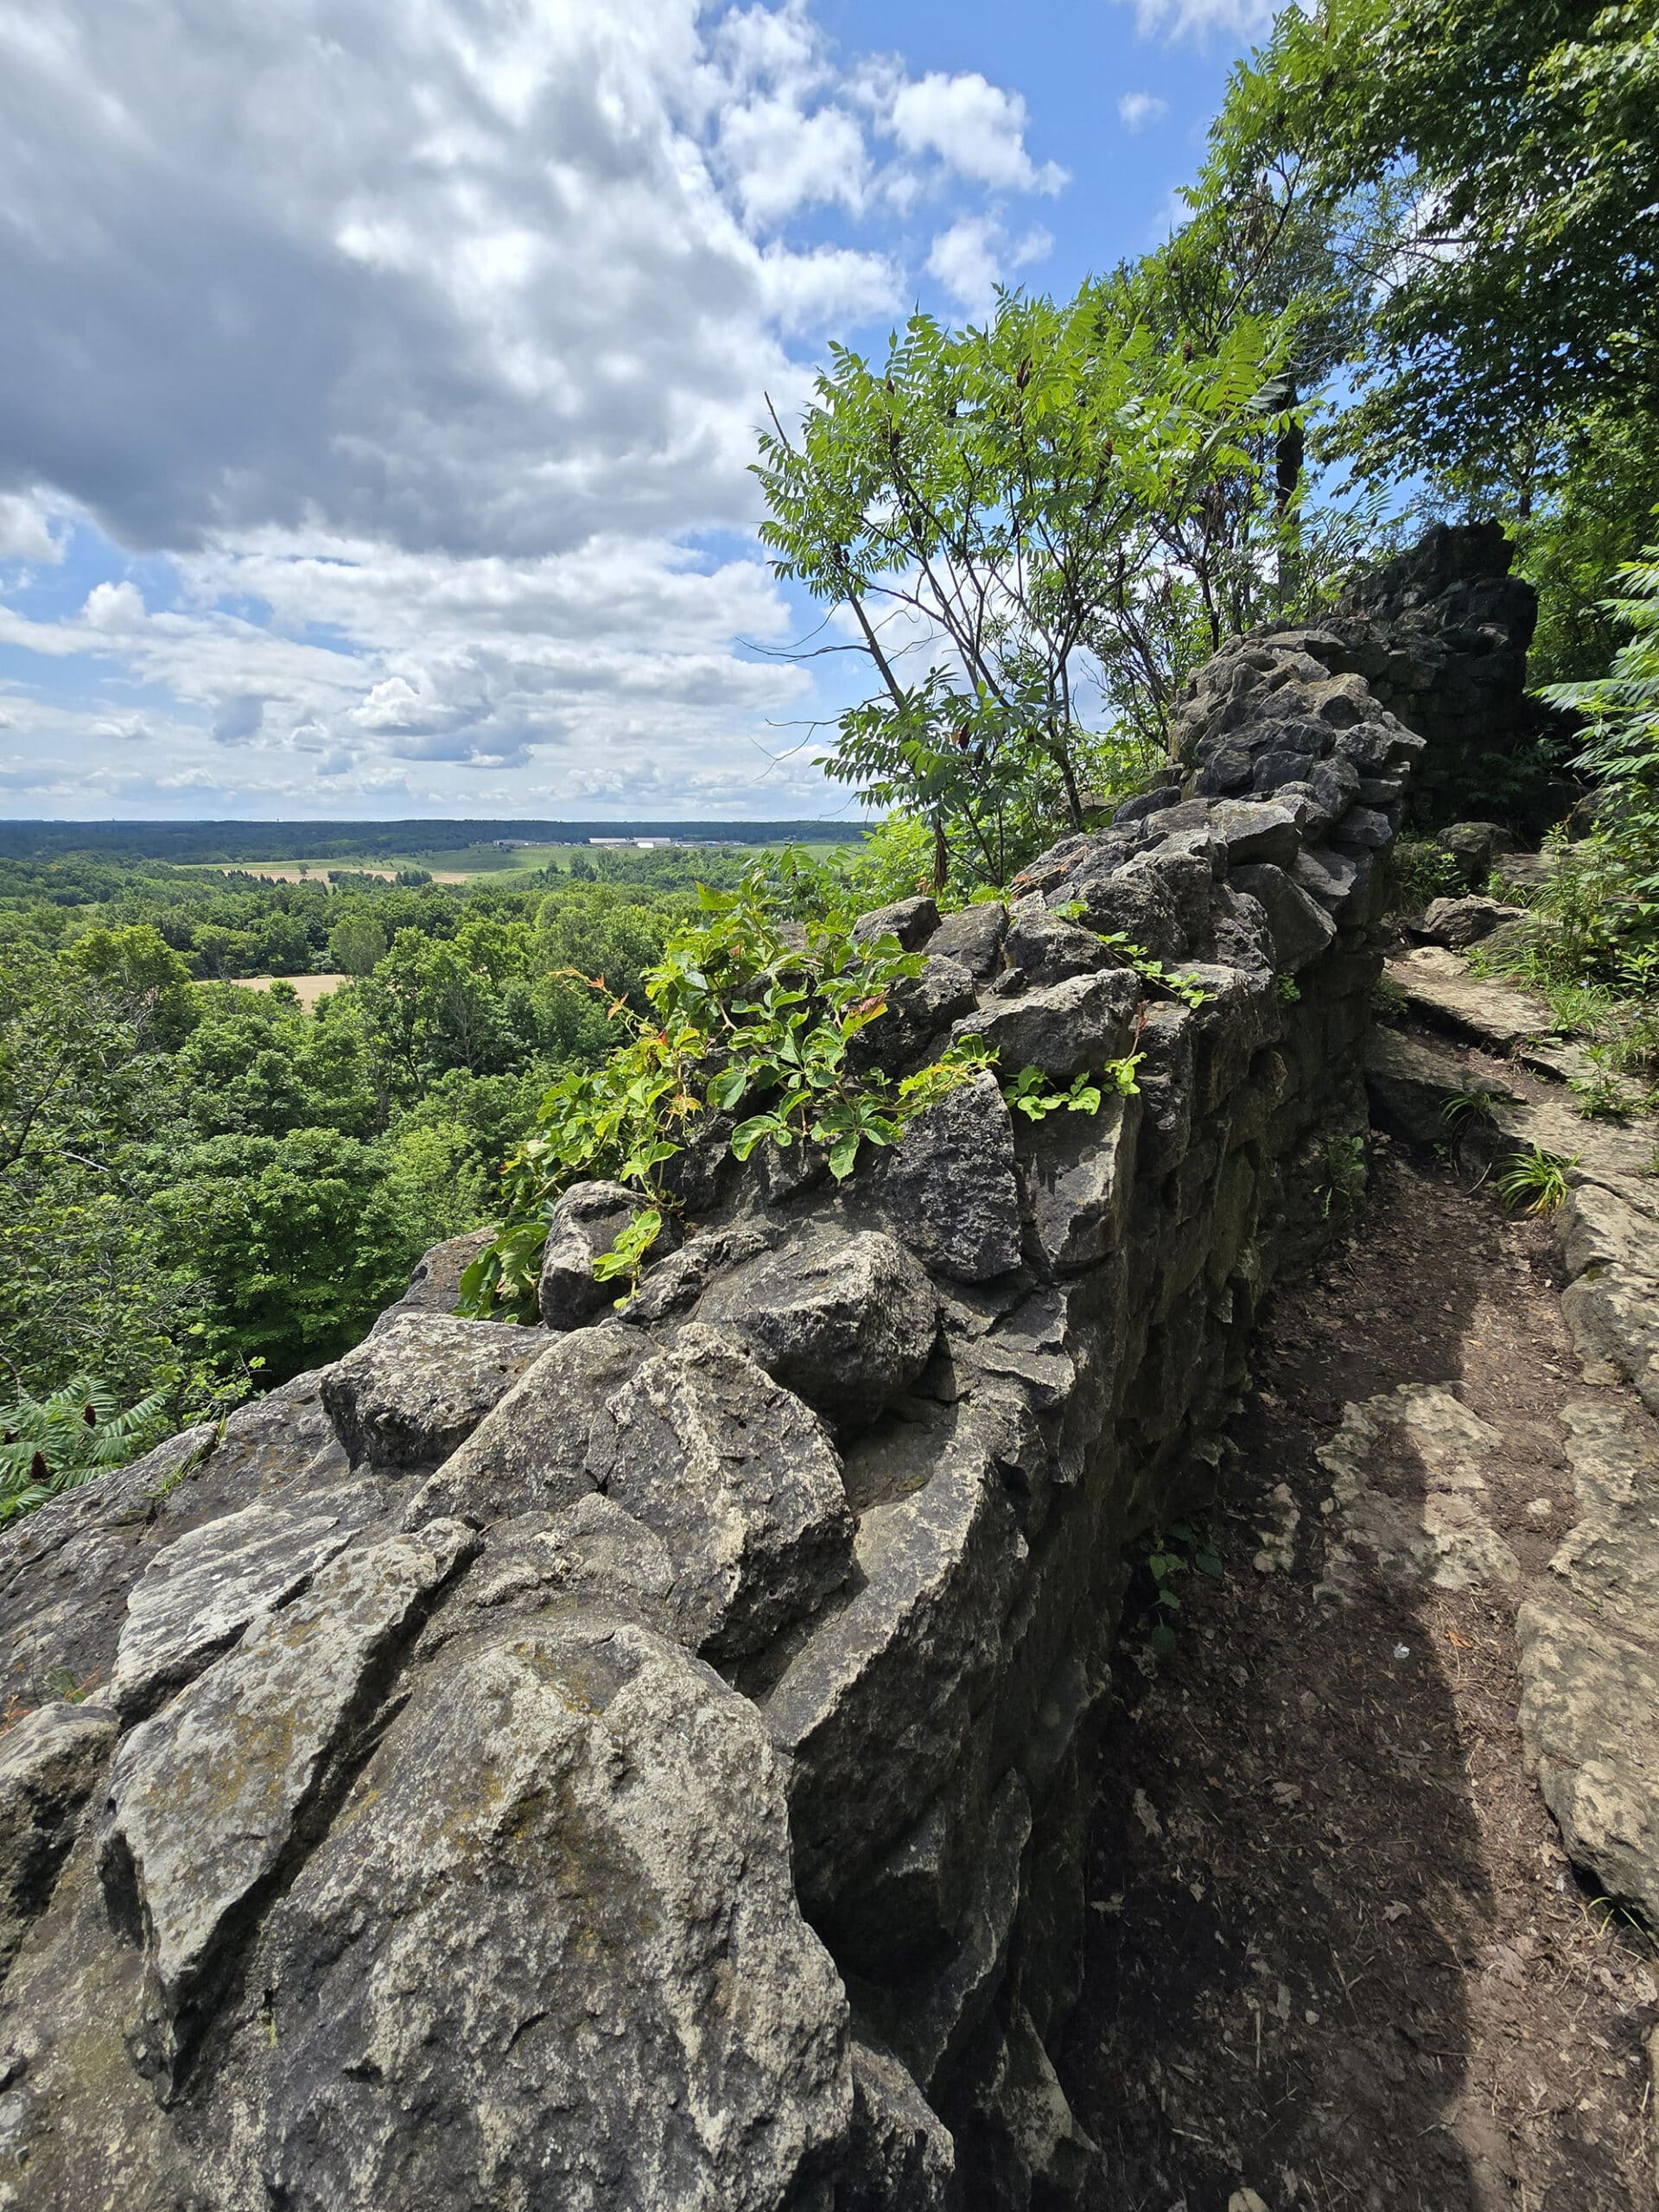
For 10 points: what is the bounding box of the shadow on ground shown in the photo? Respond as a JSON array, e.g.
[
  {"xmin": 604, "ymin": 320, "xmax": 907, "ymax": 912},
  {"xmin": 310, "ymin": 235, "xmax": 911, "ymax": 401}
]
[{"xmin": 1059, "ymin": 1149, "xmax": 1656, "ymax": 2212}]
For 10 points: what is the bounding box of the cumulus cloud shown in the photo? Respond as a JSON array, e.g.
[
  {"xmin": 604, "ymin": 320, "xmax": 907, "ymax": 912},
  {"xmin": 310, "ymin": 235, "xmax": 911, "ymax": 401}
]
[
  {"xmin": 925, "ymin": 218, "xmax": 1052, "ymax": 317},
  {"xmin": 211, "ymin": 693, "xmax": 264, "ymax": 745},
  {"xmin": 1117, "ymin": 92, "xmax": 1170, "ymax": 130},
  {"xmin": 0, "ymin": 0, "xmax": 1067, "ymax": 816},
  {"xmin": 0, "ymin": 493, "xmax": 60, "ymax": 564},
  {"xmin": 888, "ymin": 73, "xmax": 1066, "ymax": 194}
]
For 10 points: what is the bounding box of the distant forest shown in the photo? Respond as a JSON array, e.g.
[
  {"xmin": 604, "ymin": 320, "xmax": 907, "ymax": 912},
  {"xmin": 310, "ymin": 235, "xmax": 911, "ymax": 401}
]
[{"xmin": 0, "ymin": 819, "xmax": 868, "ymax": 862}]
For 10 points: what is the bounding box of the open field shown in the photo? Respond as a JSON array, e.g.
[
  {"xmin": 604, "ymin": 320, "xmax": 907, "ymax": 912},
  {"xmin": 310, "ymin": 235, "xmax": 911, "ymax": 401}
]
[
  {"xmin": 228, "ymin": 973, "xmax": 351, "ymax": 1007},
  {"xmin": 174, "ymin": 836, "xmax": 823, "ymax": 887}
]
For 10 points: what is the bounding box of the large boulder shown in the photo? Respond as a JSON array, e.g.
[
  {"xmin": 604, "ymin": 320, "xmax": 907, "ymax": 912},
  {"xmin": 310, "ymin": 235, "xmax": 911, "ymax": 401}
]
[
  {"xmin": 696, "ymin": 1230, "xmax": 940, "ymax": 1433},
  {"xmin": 321, "ymin": 1313, "xmax": 543, "ymax": 1474},
  {"xmin": 955, "ymin": 970, "xmax": 1139, "ymax": 1085},
  {"xmin": 585, "ymin": 1325, "xmax": 855, "ymax": 1660},
  {"xmin": 99, "ymin": 1520, "xmax": 478, "ymax": 2086},
  {"xmin": 242, "ymin": 1610, "xmax": 852, "ymax": 2212},
  {"xmin": 403, "ymin": 1323, "xmax": 652, "ymax": 1530},
  {"xmin": 0, "ymin": 1700, "xmax": 117, "ymax": 1976}
]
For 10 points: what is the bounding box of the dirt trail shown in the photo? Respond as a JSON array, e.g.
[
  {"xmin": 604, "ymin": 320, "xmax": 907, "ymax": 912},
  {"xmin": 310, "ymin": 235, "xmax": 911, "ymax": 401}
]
[{"xmin": 1060, "ymin": 1140, "xmax": 1658, "ymax": 2210}]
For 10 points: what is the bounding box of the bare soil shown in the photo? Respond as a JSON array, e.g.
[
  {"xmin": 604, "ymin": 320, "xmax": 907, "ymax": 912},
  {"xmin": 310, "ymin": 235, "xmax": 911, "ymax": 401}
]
[{"xmin": 1059, "ymin": 1143, "xmax": 1658, "ymax": 2211}]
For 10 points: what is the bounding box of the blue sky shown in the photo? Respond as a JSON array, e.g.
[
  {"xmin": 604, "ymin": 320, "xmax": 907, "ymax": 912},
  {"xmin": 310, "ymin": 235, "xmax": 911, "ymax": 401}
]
[{"xmin": 0, "ymin": 0, "xmax": 1274, "ymax": 822}]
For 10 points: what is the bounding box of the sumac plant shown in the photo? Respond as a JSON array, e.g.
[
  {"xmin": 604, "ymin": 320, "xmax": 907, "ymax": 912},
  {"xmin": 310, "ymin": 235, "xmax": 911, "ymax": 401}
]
[{"xmin": 459, "ymin": 869, "xmax": 992, "ymax": 1316}]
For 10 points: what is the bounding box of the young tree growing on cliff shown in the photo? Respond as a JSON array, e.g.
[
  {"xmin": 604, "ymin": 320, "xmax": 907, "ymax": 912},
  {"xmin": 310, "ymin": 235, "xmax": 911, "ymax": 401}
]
[{"xmin": 752, "ymin": 282, "xmax": 1300, "ymax": 888}]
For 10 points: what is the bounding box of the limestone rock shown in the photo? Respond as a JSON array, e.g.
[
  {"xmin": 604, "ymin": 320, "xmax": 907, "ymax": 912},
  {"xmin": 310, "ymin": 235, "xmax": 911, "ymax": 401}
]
[
  {"xmin": 1517, "ymin": 1595, "xmax": 1659, "ymax": 1925},
  {"xmin": 370, "ymin": 1230, "xmax": 494, "ymax": 1332},
  {"xmin": 537, "ymin": 1179, "xmax": 671, "ymax": 1330},
  {"xmin": 871, "ymin": 1769, "xmax": 1031, "ymax": 2093},
  {"xmin": 1206, "ymin": 798, "xmax": 1302, "ymax": 869},
  {"xmin": 1002, "ymin": 901, "xmax": 1110, "ymax": 987},
  {"xmin": 1383, "ymin": 947, "xmax": 1549, "ymax": 1051},
  {"xmin": 1363, "ymin": 1025, "xmax": 1488, "ymax": 1147},
  {"xmin": 586, "ymin": 1325, "xmax": 854, "ymax": 1660},
  {"xmin": 1229, "ymin": 861, "xmax": 1336, "ymax": 972},
  {"xmin": 928, "ymin": 901, "xmax": 1007, "ymax": 980},
  {"xmin": 854, "ymin": 955, "xmax": 979, "ymax": 1075},
  {"xmin": 107, "ymin": 1496, "xmax": 369, "ymax": 1719},
  {"xmin": 766, "ymin": 1414, "xmax": 1024, "ymax": 1907},
  {"xmin": 99, "ymin": 1519, "xmax": 477, "ymax": 2082},
  {"xmin": 0, "ymin": 1700, "xmax": 117, "ymax": 1974},
  {"xmin": 403, "ymin": 1322, "xmax": 652, "ymax": 1529},
  {"xmin": 623, "ymin": 1223, "xmax": 780, "ymax": 1326},
  {"xmin": 1557, "ymin": 1179, "xmax": 1659, "ymax": 1416},
  {"xmin": 1017, "ymin": 1091, "xmax": 1140, "ymax": 1276},
  {"xmin": 1550, "ymin": 1399, "xmax": 1659, "ymax": 1637},
  {"xmin": 955, "ymin": 969, "xmax": 1139, "ymax": 1085},
  {"xmin": 840, "ymin": 2034, "xmax": 957, "ymax": 2211},
  {"xmin": 696, "ymin": 1230, "xmax": 939, "ymax": 1433},
  {"xmin": 1415, "ymin": 894, "xmax": 1529, "ymax": 950},
  {"xmin": 853, "ymin": 894, "xmax": 940, "ymax": 950},
  {"xmin": 1436, "ymin": 819, "xmax": 1510, "ymax": 883},
  {"xmin": 881, "ymin": 1071, "xmax": 1023, "ymax": 1283},
  {"xmin": 247, "ymin": 1610, "xmax": 852, "ymax": 2212},
  {"xmin": 322, "ymin": 1312, "xmax": 543, "ymax": 1473}
]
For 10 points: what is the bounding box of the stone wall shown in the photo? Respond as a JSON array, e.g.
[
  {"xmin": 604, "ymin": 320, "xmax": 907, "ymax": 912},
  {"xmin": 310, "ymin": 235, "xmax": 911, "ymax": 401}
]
[
  {"xmin": 0, "ymin": 537, "xmax": 1527, "ymax": 2212},
  {"xmin": 1239, "ymin": 519, "xmax": 1566, "ymax": 831}
]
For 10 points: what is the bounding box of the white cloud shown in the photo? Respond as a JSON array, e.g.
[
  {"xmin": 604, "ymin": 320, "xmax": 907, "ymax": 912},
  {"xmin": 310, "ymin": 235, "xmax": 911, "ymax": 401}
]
[
  {"xmin": 81, "ymin": 580, "xmax": 145, "ymax": 632},
  {"xmin": 889, "ymin": 73, "xmax": 1066, "ymax": 194},
  {"xmin": 925, "ymin": 217, "xmax": 1052, "ymax": 317},
  {"xmin": 0, "ymin": 0, "xmax": 1069, "ymax": 817},
  {"xmin": 1110, "ymin": 0, "xmax": 1276, "ymax": 41},
  {"xmin": 1117, "ymin": 92, "xmax": 1170, "ymax": 130},
  {"xmin": 0, "ymin": 493, "xmax": 61, "ymax": 563}
]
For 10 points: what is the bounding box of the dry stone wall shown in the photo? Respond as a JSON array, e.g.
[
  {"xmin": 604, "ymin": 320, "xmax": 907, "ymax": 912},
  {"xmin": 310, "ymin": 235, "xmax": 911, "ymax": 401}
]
[{"xmin": 0, "ymin": 534, "xmax": 1527, "ymax": 2211}]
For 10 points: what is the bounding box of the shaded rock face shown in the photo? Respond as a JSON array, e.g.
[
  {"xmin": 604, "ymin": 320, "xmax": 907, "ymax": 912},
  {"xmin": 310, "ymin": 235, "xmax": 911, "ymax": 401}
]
[{"xmin": 0, "ymin": 530, "xmax": 1522, "ymax": 2211}]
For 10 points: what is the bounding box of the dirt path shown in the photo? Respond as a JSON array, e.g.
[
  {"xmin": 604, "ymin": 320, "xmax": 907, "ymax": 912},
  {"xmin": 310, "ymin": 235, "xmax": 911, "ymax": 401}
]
[{"xmin": 1059, "ymin": 1141, "xmax": 1658, "ymax": 2210}]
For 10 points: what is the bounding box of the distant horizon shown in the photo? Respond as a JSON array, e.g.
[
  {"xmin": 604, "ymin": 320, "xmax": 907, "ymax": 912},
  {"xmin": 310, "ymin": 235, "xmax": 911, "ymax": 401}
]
[{"xmin": 0, "ymin": 816, "xmax": 873, "ymax": 864}]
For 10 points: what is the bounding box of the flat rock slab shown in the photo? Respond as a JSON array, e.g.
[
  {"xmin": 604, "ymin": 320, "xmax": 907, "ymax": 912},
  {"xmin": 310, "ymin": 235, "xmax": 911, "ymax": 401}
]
[
  {"xmin": 247, "ymin": 1610, "xmax": 851, "ymax": 2212},
  {"xmin": 322, "ymin": 1313, "xmax": 543, "ymax": 1472},
  {"xmin": 881, "ymin": 1071, "xmax": 1023, "ymax": 1284},
  {"xmin": 100, "ymin": 1519, "xmax": 477, "ymax": 2081},
  {"xmin": 586, "ymin": 1325, "xmax": 854, "ymax": 1661},
  {"xmin": 107, "ymin": 1498, "xmax": 366, "ymax": 1720},
  {"xmin": 1384, "ymin": 948, "xmax": 1552, "ymax": 1049},
  {"xmin": 1550, "ymin": 1400, "xmax": 1659, "ymax": 1641},
  {"xmin": 1316, "ymin": 1383, "xmax": 1519, "ymax": 1597},
  {"xmin": 766, "ymin": 1414, "xmax": 1025, "ymax": 1910},
  {"xmin": 1517, "ymin": 1595, "xmax": 1659, "ymax": 1926}
]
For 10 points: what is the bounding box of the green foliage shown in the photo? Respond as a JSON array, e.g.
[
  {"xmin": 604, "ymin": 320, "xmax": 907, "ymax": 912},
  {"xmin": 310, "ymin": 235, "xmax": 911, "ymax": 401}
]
[
  {"xmin": 1005, "ymin": 1060, "xmax": 1142, "ymax": 1122},
  {"xmin": 461, "ymin": 865, "xmax": 995, "ymax": 1316},
  {"xmin": 1051, "ymin": 909, "xmax": 1214, "ymax": 1008},
  {"xmin": 753, "ymin": 281, "xmax": 1302, "ymax": 886},
  {"xmin": 1203, "ymin": 0, "xmax": 1658, "ymax": 526},
  {"xmin": 1317, "ymin": 1132, "xmax": 1369, "ymax": 1221},
  {"xmin": 146, "ymin": 1128, "xmax": 423, "ymax": 1379},
  {"xmin": 1497, "ymin": 1144, "xmax": 1576, "ymax": 1216},
  {"xmin": 0, "ymin": 1377, "xmax": 171, "ymax": 1522},
  {"xmin": 1389, "ymin": 837, "xmax": 1464, "ymax": 912},
  {"xmin": 1541, "ymin": 529, "xmax": 1659, "ymax": 914}
]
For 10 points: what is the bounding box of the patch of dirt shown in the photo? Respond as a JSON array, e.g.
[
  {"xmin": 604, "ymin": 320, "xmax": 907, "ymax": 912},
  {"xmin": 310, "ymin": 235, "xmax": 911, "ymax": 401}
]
[{"xmin": 1060, "ymin": 1142, "xmax": 1658, "ymax": 2210}]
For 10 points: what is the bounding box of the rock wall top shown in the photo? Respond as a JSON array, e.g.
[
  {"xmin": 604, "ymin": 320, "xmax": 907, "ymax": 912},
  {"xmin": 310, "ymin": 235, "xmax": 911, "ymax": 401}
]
[
  {"xmin": 1179, "ymin": 518, "xmax": 1551, "ymax": 828},
  {"xmin": 0, "ymin": 531, "xmax": 1540, "ymax": 2212}
]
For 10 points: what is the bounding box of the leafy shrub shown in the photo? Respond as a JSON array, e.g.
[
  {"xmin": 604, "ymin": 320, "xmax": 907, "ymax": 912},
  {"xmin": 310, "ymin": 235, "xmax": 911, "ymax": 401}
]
[
  {"xmin": 461, "ymin": 867, "xmax": 993, "ymax": 1315},
  {"xmin": 0, "ymin": 1377, "xmax": 170, "ymax": 1522}
]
